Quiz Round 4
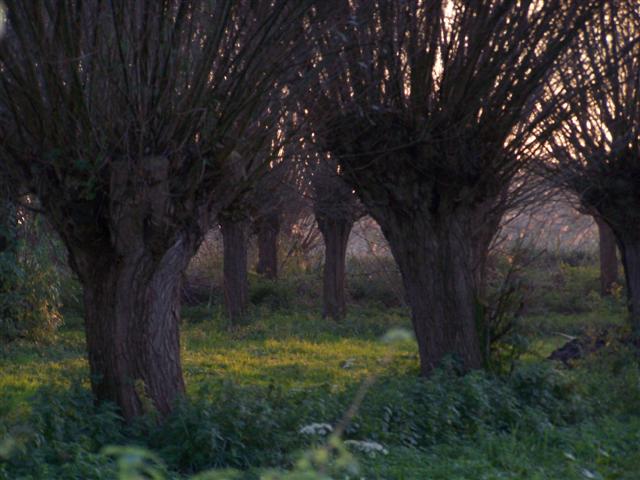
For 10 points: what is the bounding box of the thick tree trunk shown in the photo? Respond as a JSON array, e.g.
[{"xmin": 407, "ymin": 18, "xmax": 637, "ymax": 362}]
[
  {"xmin": 317, "ymin": 216, "xmax": 353, "ymax": 320},
  {"xmin": 220, "ymin": 217, "xmax": 250, "ymax": 324},
  {"xmin": 0, "ymin": 198, "xmax": 14, "ymax": 254},
  {"xmin": 256, "ymin": 214, "xmax": 279, "ymax": 280},
  {"xmin": 595, "ymin": 217, "xmax": 619, "ymax": 296},
  {"xmin": 617, "ymin": 237, "xmax": 640, "ymax": 331},
  {"xmin": 378, "ymin": 211, "xmax": 484, "ymax": 374},
  {"xmin": 68, "ymin": 235, "xmax": 195, "ymax": 422}
]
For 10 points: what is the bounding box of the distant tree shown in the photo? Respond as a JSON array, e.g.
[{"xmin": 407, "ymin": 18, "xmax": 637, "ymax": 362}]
[
  {"xmin": 0, "ymin": 1, "xmax": 312, "ymax": 420},
  {"xmin": 255, "ymin": 211, "xmax": 281, "ymax": 280},
  {"xmin": 310, "ymin": 154, "xmax": 364, "ymax": 320},
  {"xmin": 220, "ymin": 210, "xmax": 251, "ymax": 324},
  {"xmin": 252, "ymin": 158, "xmax": 300, "ymax": 281},
  {"xmin": 547, "ymin": 0, "xmax": 640, "ymax": 327},
  {"xmin": 219, "ymin": 131, "xmax": 300, "ymax": 323},
  {"xmin": 252, "ymin": 154, "xmax": 305, "ymax": 282},
  {"xmin": 308, "ymin": 0, "xmax": 598, "ymax": 373}
]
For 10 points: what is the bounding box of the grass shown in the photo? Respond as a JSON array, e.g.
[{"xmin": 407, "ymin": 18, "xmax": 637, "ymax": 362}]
[
  {"xmin": 1, "ymin": 261, "xmax": 639, "ymax": 479},
  {"xmin": 362, "ymin": 416, "xmax": 640, "ymax": 480}
]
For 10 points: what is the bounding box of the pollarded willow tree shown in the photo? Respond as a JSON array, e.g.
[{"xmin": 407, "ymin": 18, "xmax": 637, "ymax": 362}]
[
  {"xmin": 0, "ymin": 1, "xmax": 314, "ymax": 420},
  {"xmin": 252, "ymin": 176, "xmax": 290, "ymax": 281},
  {"xmin": 547, "ymin": 0, "xmax": 640, "ymax": 329},
  {"xmin": 218, "ymin": 136, "xmax": 297, "ymax": 324},
  {"xmin": 308, "ymin": 0, "xmax": 599, "ymax": 373},
  {"xmin": 309, "ymin": 153, "xmax": 364, "ymax": 320}
]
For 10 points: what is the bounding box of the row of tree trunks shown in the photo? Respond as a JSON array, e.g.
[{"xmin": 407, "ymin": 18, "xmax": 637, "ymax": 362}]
[
  {"xmin": 222, "ymin": 209, "xmax": 354, "ymax": 322},
  {"xmin": 220, "ymin": 212, "xmax": 282, "ymax": 324},
  {"xmin": 317, "ymin": 216, "xmax": 353, "ymax": 320}
]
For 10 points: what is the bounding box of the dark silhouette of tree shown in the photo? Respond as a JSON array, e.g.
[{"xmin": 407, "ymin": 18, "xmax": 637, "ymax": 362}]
[
  {"xmin": 220, "ymin": 212, "xmax": 251, "ymax": 324},
  {"xmin": 251, "ymin": 158, "xmax": 300, "ymax": 281},
  {"xmin": 547, "ymin": 0, "xmax": 640, "ymax": 328},
  {"xmin": 0, "ymin": 1, "xmax": 313, "ymax": 420},
  {"xmin": 310, "ymin": 154, "xmax": 364, "ymax": 320},
  {"xmin": 218, "ymin": 129, "xmax": 301, "ymax": 323},
  {"xmin": 308, "ymin": 0, "xmax": 599, "ymax": 373},
  {"xmin": 255, "ymin": 212, "xmax": 281, "ymax": 280},
  {"xmin": 595, "ymin": 216, "xmax": 619, "ymax": 296}
]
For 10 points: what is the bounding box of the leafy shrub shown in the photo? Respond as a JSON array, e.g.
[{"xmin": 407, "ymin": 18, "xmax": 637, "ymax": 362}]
[
  {"xmin": 250, "ymin": 277, "xmax": 292, "ymax": 311},
  {"xmin": 0, "ymin": 216, "xmax": 62, "ymax": 343},
  {"xmin": 346, "ymin": 256, "xmax": 404, "ymax": 308},
  {"xmin": 0, "ymin": 383, "xmax": 122, "ymax": 479},
  {"xmin": 524, "ymin": 259, "xmax": 615, "ymax": 315},
  {"xmin": 1, "ymin": 353, "xmax": 634, "ymax": 479},
  {"xmin": 349, "ymin": 363, "xmax": 591, "ymax": 450}
]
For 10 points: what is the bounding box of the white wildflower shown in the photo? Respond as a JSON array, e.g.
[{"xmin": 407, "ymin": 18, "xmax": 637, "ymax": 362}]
[
  {"xmin": 298, "ymin": 423, "xmax": 333, "ymax": 436},
  {"xmin": 341, "ymin": 358, "xmax": 356, "ymax": 369},
  {"xmin": 581, "ymin": 468, "xmax": 598, "ymax": 479},
  {"xmin": 344, "ymin": 440, "xmax": 389, "ymax": 457}
]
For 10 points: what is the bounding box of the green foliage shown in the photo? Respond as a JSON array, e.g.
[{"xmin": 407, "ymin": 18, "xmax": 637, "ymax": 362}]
[
  {"xmin": 0, "ymin": 215, "xmax": 62, "ymax": 343},
  {"xmin": 3, "ymin": 343, "xmax": 638, "ymax": 479},
  {"xmin": 523, "ymin": 256, "xmax": 624, "ymax": 316},
  {"xmin": 476, "ymin": 250, "xmax": 530, "ymax": 373},
  {"xmin": 250, "ymin": 277, "xmax": 292, "ymax": 311},
  {"xmin": 346, "ymin": 257, "xmax": 404, "ymax": 308},
  {"xmin": 0, "ymin": 383, "xmax": 121, "ymax": 479},
  {"xmin": 1, "ymin": 248, "xmax": 639, "ymax": 478}
]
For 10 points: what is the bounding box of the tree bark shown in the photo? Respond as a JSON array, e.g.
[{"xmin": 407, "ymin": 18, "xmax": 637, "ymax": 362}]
[
  {"xmin": 256, "ymin": 213, "xmax": 280, "ymax": 280},
  {"xmin": 376, "ymin": 209, "xmax": 485, "ymax": 374},
  {"xmin": 317, "ymin": 216, "xmax": 353, "ymax": 320},
  {"xmin": 0, "ymin": 197, "xmax": 14, "ymax": 254},
  {"xmin": 68, "ymin": 234, "xmax": 195, "ymax": 422},
  {"xmin": 220, "ymin": 217, "xmax": 250, "ymax": 324},
  {"xmin": 595, "ymin": 217, "xmax": 619, "ymax": 296},
  {"xmin": 617, "ymin": 236, "xmax": 640, "ymax": 331}
]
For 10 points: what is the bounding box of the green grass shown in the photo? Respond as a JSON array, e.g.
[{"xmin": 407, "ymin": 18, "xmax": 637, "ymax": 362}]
[
  {"xmin": 1, "ymin": 284, "xmax": 639, "ymax": 478},
  {"xmin": 362, "ymin": 416, "xmax": 640, "ymax": 479}
]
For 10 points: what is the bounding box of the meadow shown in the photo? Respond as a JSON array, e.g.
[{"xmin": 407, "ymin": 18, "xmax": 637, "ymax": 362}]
[{"xmin": 1, "ymin": 253, "xmax": 639, "ymax": 479}]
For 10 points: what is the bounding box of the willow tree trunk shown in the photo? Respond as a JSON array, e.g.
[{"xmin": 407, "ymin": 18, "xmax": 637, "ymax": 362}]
[
  {"xmin": 220, "ymin": 217, "xmax": 250, "ymax": 324},
  {"xmin": 377, "ymin": 210, "xmax": 484, "ymax": 374},
  {"xmin": 317, "ymin": 216, "xmax": 353, "ymax": 320},
  {"xmin": 595, "ymin": 218, "xmax": 618, "ymax": 296},
  {"xmin": 0, "ymin": 197, "xmax": 14, "ymax": 254},
  {"xmin": 256, "ymin": 214, "xmax": 279, "ymax": 280},
  {"xmin": 68, "ymin": 235, "xmax": 195, "ymax": 422},
  {"xmin": 617, "ymin": 236, "xmax": 640, "ymax": 332},
  {"xmin": 0, "ymin": 211, "xmax": 8, "ymax": 251}
]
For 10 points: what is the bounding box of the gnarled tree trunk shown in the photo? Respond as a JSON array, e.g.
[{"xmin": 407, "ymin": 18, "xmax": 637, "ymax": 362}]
[
  {"xmin": 67, "ymin": 233, "xmax": 197, "ymax": 422},
  {"xmin": 220, "ymin": 217, "xmax": 250, "ymax": 324},
  {"xmin": 317, "ymin": 216, "xmax": 353, "ymax": 320},
  {"xmin": 595, "ymin": 217, "xmax": 619, "ymax": 296},
  {"xmin": 256, "ymin": 213, "xmax": 280, "ymax": 280},
  {"xmin": 380, "ymin": 210, "xmax": 484, "ymax": 374}
]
